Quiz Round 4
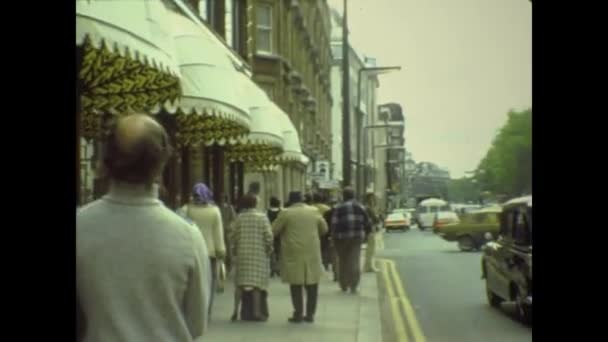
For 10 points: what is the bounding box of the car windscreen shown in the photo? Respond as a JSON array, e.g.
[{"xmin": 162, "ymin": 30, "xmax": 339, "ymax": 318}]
[{"xmin": 387, "ymin": 213, "xmax": 405, "ymax": 220}]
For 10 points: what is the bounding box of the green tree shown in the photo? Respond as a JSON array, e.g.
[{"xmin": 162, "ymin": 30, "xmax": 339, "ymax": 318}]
[
  {"xmin": 476, "ymin": 108, "xmax": 531, "ymax": 197},
  {"xmin": 447, "ymin": 177, "xmax": 479, "ymax": 203}
]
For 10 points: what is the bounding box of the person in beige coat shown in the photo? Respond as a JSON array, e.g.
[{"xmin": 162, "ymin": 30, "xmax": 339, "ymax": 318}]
[
  {"xmin": 181, "ymin": 183, "xmax": 226, "ymax": 319},
  {"xmin": 272, "ymin": 191, "xmax": 328, "ymax": 323}
]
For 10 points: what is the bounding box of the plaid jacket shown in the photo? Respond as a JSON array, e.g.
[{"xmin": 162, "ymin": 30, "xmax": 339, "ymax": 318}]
[
  {"xmin": 230, "ymin": 209, "xmax": 273, "ymax": 289},
  {"xmin": 330, "ymin": 200, "xmax": 371, "ymax": 240}
]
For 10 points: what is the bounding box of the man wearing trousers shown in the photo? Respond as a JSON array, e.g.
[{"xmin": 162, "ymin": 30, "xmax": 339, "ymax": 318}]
[
  {"xmin": 272, "ymin": 191, "xmax": 328, "ymax": 323},
  {"xmin": 330, "ymin": 187, "xmax": 371, "ymax": 294}
]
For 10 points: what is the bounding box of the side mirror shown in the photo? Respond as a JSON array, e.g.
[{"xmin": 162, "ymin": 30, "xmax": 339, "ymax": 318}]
[{"xmin": 484, "ymin": 232, "xmax": 494, "ymax": 241}]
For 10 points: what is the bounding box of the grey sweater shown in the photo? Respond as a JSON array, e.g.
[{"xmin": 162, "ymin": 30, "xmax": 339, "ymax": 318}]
[{"xmin": 77, "ymin": 182, "xmax": 211, "ymax": 342}]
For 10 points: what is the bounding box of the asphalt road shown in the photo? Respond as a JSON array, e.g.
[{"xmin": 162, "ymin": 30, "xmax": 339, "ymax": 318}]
[{"xmin": 377, "ymin": 227, "xmax": 532, "ymax": 342}]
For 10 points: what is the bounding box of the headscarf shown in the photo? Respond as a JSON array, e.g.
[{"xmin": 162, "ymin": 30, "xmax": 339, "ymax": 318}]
[{"xmin": 192, "ymin": 183, "xmax": 214, "ymax": 205}]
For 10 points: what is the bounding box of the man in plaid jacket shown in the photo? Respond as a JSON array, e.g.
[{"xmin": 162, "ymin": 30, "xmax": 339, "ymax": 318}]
[{"xmin": 330, "ymin": 187, "xmax": 371, "ymax": 294}]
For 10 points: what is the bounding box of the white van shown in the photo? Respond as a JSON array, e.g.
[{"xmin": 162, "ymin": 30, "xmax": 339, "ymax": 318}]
[{"xmin": 417, "ymin": 198, "xmax": 451, "ymax": 229}]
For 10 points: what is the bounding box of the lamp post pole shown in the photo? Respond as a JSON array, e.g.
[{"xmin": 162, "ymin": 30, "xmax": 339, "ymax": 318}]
[
  {"xmin": 355, "ymin": 66, "xmax": 401, "ymax": 195},
  {"xmin": 341, "ymin": 0, "xmax": 351, "ymax": 188}
]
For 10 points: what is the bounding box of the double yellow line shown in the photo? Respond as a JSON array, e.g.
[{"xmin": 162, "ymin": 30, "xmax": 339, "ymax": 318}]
[{"xmin": 377, "ymin": 258, "xmax": 426, "ymax": 342}]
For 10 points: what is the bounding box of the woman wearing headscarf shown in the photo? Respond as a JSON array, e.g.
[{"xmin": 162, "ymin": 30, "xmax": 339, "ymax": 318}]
[{"xmin": 181, "ymin": 183, "xmax": 226, "ymax": 319}]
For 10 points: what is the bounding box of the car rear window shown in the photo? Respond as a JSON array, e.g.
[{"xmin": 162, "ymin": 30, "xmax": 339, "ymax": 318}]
[{"xmin": 387, "ymin": 213, "xmax": 405, "ymax": 220}]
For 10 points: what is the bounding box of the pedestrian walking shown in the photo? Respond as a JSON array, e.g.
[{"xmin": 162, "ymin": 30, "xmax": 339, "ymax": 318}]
[
  {"xmin": 272, "ymin": 191, "xmax": 328, "ymax": 323},
  {"xmin": 330, "ymin": 187, "xmax": 372, "ymax": 294},
  {"xmin": 181, "ymin": 183, "xmax": 226, "ymax": 317},
  {"xmin": 311, "ymin": 193, "xmax": 332, "ymax": 271},
  {"xmin": 267, "ymin": 196, "xmax": 282, "ymax": 277},
  {"xmin": 323, "ymin": 201, "xmax": 339, "ymax": 282},
  {"xmin": 229, "ymin": 194, "xmax": 273, "ymax": 322},
  {"xmin": 247, "ymin": 181, "xmax": 264, "ymax": 212},
  {"xmin": 219, "ymin": 194, "xmax": 237, "ymax": 275},
  {"xmin": 363, "ymin": 192, "xmax": 381, "ymax": 273},
  {"xmin": 77, "ymin": 113, "xmax": 212, "ymax": 342}
]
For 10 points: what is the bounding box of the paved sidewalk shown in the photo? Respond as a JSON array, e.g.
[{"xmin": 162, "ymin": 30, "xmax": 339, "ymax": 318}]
[{"xmin": 204, "ymin": 266, "xmax": 382, "ymax": 342}]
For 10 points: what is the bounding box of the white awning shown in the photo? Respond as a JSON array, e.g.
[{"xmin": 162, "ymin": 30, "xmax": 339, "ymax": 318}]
[
  {"xmin": 235, "ymin": 75, "xmax": 284, "ymax": 149},
  {"xmin": 168, "ymin": 11, "xmax": 250, "ymax": 133},
  {"xmin": 225, "ymin": 74, "xmax": 284, "ymax": 163},
  {"xmin": 276, "ymin": 106, "xmax": 309, "ymax": 165},
  {"xmin": 76, "ymin": 0, "xmax": 180, "ymax": 78},
  {"xmin": 77, "ymin": 0, "xmax": 183, "ymax": 133}
]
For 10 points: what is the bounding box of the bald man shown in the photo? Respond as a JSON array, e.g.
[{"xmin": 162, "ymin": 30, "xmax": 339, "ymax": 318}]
[{"xmin": 77, "ymin": 113, "xmax": 212, "ymax": 342}]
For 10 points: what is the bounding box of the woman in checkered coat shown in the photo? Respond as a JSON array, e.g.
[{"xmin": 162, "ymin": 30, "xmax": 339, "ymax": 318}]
[{"xmin": 230, "ymin": 195, "xmax": 274, "ymax": 319}]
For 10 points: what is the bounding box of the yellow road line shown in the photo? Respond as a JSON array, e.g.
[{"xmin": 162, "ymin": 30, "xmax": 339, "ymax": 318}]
[
  {"xmin": 388, "ymin": 260, "xmax": 427, "ymax": 342},
  {"xmin": 380, "ymin": 259, "xmax": 408, "ymax": 342}
]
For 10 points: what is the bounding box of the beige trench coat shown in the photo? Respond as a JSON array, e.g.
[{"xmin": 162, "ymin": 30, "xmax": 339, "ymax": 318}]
[{"xmin": 272, "ymin": 203, "xmax": 328, "ymax": 285}]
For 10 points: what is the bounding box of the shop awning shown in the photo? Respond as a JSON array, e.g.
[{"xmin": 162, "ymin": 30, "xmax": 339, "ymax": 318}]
[
  {"xmin": 168, "ymin": 10, "xmax": 251, "ymax": 147},
  {"xmin": 276, "ymin": 108, "xmax": 309, "ymax": 165},
  {"xmin": 226, "ymin": 75, "xmax": 284, "ymax": 165},
  {"xmin": 77, "ymin": 0, "xmax": 182, "ymax": 138}
]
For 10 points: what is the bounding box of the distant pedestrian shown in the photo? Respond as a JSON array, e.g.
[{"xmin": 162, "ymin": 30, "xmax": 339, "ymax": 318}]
[
  {"xmin": 247, "ymin": 181, "xmax": 264, "ymax": 211},
  {"xmin": 77, "ymin": 113, "xmax": 211, "ymax": 342},
  {"xmin": 331, "ymin": 187, "xmax": 371, "ymax": 294},
  {"xmin": 267, "ymin": 197, "xmax": 282, "ymax": 277},
  {"xmin": 363, "ymin": 192, "xmax": 381, "ymax": 273},
  {"xmin": 181, "ymin": 183, "xmax": 226, "ymax": 317},
  {"xmin": 311, "ymin": 193, "xmax": 332, "ymax": 272},
  {"xmin": 230, "ymin": 194, "xmax": 273, "ymax": 322},
  {"xmin": 219, "ymin": 194, "xmax": 237, "ymax": 274},
  {"xmin": 272, "ymin": 191, "xmax": 328, "ymax": 323},
  {"xmin": 323, "ymin": 201, "xmax": 339, "ymax": 282}
]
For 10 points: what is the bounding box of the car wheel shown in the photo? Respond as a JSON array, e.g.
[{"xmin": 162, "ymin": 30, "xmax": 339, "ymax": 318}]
[
  {"xmin": 486, "ymin": 278, "xmax": 502, "ymax": 308},
  {"xmin": 516, "ymin": 289, "xmax": 532, "ymax": 324},
  {"xmin": 458, "ymin": 235, "xmax": 475, "ymax": 252}
]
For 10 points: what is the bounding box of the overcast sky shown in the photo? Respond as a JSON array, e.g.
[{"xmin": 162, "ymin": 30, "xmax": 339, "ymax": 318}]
[{"xmin": 328, "ymin": 0, "xmax": 531, "ymax": 178}]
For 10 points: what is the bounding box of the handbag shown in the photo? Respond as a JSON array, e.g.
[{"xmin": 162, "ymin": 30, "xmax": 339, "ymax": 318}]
[{"xmin": 216, "ymin": 260, "xmax": 226, "ymax": 292}]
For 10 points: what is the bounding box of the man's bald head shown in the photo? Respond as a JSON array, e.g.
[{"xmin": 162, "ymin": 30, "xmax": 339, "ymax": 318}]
[{"xmin": 102, "ymin": 113, "xmax": 171, "ymax": 185}]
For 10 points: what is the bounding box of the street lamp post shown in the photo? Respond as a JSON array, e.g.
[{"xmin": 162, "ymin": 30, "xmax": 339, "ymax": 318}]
[
  {"xmin": 362, "ymin": 122, "xmax": 404, "ymax": 190},
  {"xmin": 341, "ymin": 0, "xmax": 351, "ymax": 187},
  {"xmin": 355, "ymin": 65, "xmax": 401, "ymax": 195}
]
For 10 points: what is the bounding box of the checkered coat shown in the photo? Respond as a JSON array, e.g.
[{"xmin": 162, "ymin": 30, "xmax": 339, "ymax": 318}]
[{"xmin": 230, "ymin": 209, "xmax": 273, "ymax": 289}]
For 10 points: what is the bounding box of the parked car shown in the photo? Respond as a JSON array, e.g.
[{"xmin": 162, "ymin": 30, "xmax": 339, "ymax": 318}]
[
  {"xmin": 384, "ymin": 211, "xmax": 411, "ymax": 232},
  {"xmin": 481, "ymin": 195, "xmax": 532, "ymax": 324},
  {"xmin": 434, "ymin": 206, "xmax": 501, "ymax": 251}
]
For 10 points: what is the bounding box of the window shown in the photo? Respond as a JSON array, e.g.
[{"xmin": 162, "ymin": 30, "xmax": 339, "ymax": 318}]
[
  {"xmin": 199, "ymin": 0, "xmax": 215, "ymax": 27},
  {"xmin": 231, "ymin": 0, "xmax": 242, "ymax": 51},
  {"xmin": 501, "ymin": 211, "xmax": 515, "ymax": 237},
  {"xmin": 513, "ymin": 209, "xmax": 531, "ymax": 245},
  {"xmin": 225, "ymin": 0, "xmax": 233, "ymax": 47},
  {"xmin": 225, "ymin": 0, "xmax": 242, "ymax": 50},
  {"xmin": 256, "ymin": 4, "xmax": 273, "ymax": 54},
  {"xmin": 472, "ymin": 213, "xmax": 486, "ymax": 224}
]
